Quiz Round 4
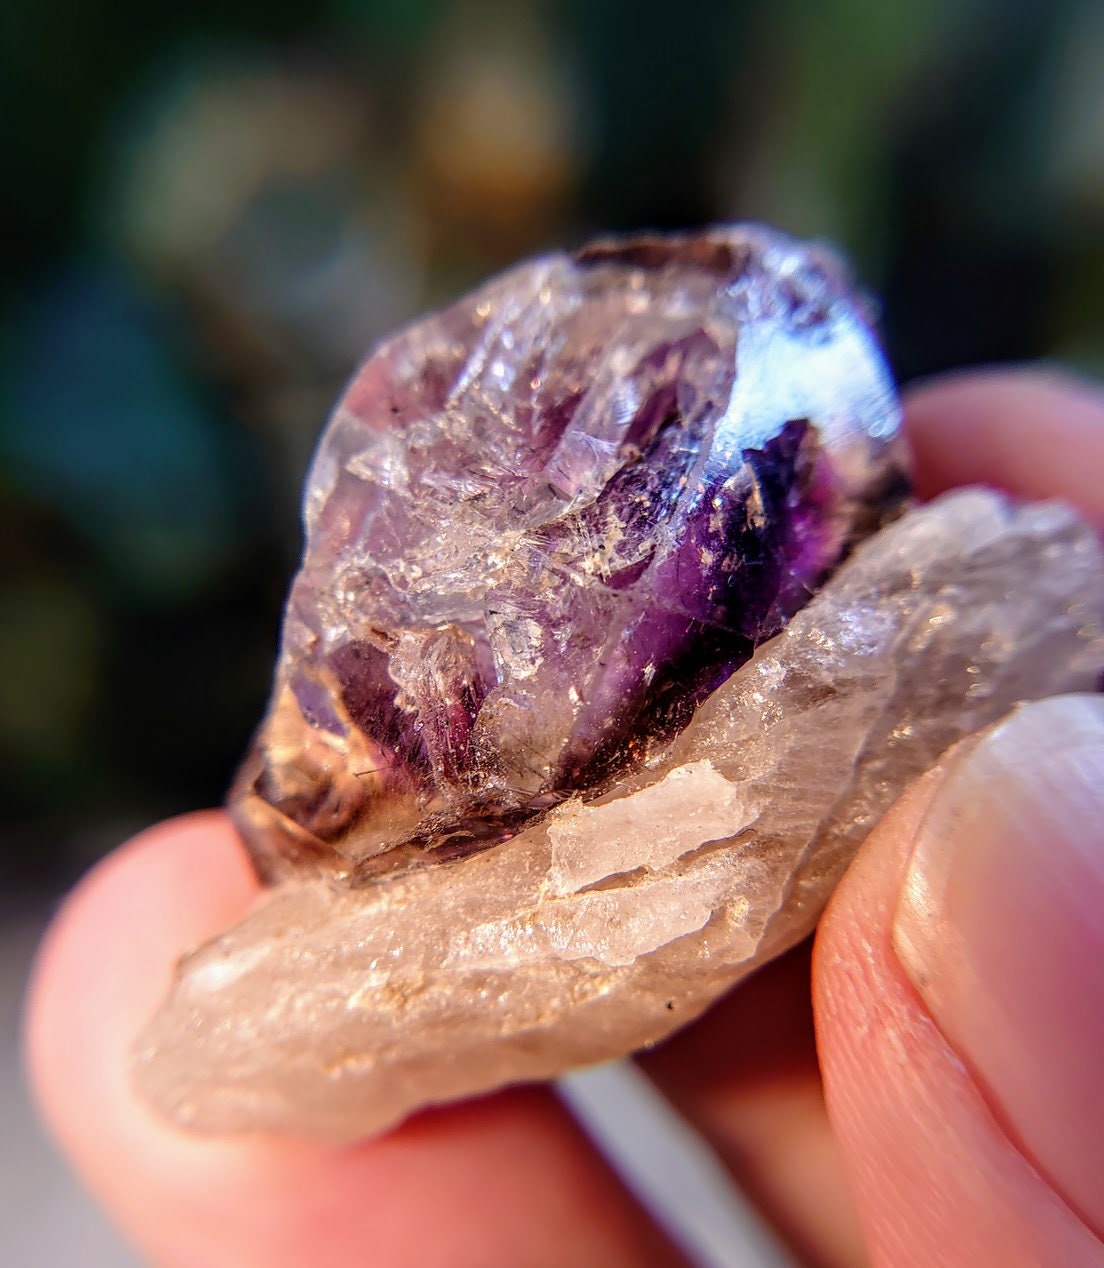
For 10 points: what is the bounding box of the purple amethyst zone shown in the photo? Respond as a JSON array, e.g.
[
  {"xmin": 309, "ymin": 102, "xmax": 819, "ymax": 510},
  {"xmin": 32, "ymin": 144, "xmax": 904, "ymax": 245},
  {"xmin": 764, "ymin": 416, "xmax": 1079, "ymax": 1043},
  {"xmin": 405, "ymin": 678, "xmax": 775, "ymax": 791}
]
[{"xmin": 232, "ymin": 225, "xmax": 906, "ymax": 882}]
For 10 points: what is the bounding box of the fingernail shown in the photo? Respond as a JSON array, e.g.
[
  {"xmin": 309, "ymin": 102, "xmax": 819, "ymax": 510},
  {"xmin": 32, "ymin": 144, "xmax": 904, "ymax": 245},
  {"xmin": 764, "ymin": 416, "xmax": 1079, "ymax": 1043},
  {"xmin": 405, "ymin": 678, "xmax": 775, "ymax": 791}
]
[{"xmin": 893, "ymin": 694, "xmax": 1104, "ymax": 1229}]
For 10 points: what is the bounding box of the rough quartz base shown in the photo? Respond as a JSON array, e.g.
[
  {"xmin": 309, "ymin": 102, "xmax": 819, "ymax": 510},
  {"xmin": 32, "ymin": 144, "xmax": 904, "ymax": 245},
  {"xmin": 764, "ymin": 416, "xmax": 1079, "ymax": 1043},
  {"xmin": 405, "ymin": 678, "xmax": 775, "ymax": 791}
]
[{"xmin": 134, "ymin": 489, "xmax": 1104, "ymax": 1140}]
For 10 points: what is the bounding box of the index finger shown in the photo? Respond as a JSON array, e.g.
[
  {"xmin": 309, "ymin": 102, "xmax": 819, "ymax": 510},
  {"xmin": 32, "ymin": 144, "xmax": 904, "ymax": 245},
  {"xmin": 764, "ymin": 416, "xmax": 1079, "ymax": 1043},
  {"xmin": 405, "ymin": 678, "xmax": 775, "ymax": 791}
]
[{"xmin": 905, "ymin": 366, "xmax": 1104, "ymax": 523}]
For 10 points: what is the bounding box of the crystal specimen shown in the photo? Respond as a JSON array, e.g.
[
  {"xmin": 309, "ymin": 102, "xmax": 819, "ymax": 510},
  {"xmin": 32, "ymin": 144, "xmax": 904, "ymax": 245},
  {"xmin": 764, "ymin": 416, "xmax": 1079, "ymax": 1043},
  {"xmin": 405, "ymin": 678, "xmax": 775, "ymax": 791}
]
[{"xmin": 134, "ymin": 226, "xmax": 1104, "ymax": 1139}]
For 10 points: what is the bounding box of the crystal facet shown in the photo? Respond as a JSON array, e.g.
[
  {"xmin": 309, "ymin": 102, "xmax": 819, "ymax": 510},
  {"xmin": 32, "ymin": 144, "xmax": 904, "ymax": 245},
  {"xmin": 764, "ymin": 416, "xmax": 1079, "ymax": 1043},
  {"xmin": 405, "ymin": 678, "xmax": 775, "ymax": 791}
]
[
  {"xmin": 231, "ymin": 225, "xmax": 906, "ymax": 882},
  {"xmin": 135, "ymin": 226, "xmax": 1104, "ymax": 1139}
]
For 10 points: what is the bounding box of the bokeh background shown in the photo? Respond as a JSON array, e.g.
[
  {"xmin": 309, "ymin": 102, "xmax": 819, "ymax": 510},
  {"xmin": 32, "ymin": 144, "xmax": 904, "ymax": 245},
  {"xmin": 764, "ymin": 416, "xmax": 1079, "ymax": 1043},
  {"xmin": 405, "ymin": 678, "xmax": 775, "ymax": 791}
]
[
  {"xmin": 1, "ymin": 2, "xmax": 1101, "ymax": 1263},
  {"xmin": 2, "ymin": 0, "xmax": 1102, "ymax": 894}
]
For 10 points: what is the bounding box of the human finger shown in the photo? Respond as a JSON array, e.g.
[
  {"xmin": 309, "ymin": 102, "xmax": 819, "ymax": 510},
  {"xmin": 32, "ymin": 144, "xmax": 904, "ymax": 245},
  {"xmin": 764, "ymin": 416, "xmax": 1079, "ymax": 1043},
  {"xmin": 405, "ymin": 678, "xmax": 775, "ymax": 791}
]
[
  {"xmin": 904, "ymin": 366, "xmax": 1104, "ymax": 523},
  {"xmin": 25, "ymin": 812, "xmax": 682, "ymax": 1268},
  {"xmin": 814, "ymin": 696, "xmax": 1104, "ymax": 1267}
]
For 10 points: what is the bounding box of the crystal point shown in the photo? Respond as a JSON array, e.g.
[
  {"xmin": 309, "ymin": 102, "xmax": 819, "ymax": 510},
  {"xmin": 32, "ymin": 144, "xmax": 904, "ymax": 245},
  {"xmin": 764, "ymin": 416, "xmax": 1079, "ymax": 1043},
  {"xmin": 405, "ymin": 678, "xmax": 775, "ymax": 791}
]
[{"xmin": 232, "ymin": 225, "xmax": 906, "ymax": 882}]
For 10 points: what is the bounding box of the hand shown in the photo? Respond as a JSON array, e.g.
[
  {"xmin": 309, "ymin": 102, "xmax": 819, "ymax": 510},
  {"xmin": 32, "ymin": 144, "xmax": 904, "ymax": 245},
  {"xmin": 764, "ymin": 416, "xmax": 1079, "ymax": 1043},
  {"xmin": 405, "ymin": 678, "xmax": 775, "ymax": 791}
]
[{"xmin": 24, "ymin": 369, "xmax": 1104, "ymax": 1267}]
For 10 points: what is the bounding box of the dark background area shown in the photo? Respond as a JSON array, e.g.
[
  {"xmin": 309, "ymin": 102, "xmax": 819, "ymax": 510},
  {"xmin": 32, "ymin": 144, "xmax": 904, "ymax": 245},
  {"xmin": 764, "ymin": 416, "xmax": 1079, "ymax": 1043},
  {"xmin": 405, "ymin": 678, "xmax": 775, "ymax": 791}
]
[{"xmin": 1, "ymin": 0, "xmax": 1101, "ymax": 892}]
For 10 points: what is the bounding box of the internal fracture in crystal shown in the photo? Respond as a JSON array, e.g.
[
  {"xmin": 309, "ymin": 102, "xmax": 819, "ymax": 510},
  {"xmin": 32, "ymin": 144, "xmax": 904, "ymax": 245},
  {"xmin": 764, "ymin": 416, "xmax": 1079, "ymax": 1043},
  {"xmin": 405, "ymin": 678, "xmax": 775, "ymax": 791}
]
[{"xmin": 231, "ymin": 225, "xmax": 906, "ymax": 883}]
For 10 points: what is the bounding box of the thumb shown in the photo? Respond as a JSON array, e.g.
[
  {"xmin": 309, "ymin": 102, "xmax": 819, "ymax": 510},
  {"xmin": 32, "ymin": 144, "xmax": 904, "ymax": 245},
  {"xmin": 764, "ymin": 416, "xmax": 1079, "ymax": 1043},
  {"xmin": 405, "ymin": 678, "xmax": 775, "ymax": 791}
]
[{"xmin": 814, "ymin": 694, "xmax": 1104, "ymax": 1268}]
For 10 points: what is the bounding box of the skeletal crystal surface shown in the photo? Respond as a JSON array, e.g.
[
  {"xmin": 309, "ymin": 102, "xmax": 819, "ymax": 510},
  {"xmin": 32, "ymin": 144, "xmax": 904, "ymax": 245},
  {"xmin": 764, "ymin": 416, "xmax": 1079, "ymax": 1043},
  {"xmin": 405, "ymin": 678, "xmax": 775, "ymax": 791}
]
[
  {"xmin": 230, "ymin": 225, "xmax": 906, "ymax": 882},
  {"xmin": 135, "ymin": 226, "xmax": 1104, "ymax": 1138}
]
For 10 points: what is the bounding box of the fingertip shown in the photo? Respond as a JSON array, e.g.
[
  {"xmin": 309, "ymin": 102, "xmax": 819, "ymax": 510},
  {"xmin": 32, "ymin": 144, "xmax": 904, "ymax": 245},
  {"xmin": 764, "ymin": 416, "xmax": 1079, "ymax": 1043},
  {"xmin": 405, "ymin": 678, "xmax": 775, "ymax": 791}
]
[
  {"xmin": 813, "ymin": 761, "xmax": 1104, "ymax": 1267},
  {"xmin": 23, "ymin": 813, "xmax": 264, "ymax": 1264},
  {"xmin": 903, "ymin": 365, "xmax": 1104, "ymax": 523},
  {"xmin": 25, "ymin": 811, "xmax": 259, "ymax": 1142}
]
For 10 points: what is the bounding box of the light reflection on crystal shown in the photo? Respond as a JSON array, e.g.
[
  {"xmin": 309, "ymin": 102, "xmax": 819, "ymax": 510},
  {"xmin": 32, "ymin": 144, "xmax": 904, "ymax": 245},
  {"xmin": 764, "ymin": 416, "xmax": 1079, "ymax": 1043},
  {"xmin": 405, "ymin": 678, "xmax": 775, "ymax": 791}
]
[{"xmin": 230, "ymin": 225, "xmax": 906, "ymax": 883}]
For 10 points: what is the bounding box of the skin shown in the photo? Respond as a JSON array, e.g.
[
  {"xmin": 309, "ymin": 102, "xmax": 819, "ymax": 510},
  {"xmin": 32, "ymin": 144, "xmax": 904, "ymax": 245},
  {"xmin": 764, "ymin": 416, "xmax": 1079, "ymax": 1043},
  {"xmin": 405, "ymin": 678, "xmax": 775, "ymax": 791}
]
[{"xmin": 23, "ymin": 368, "xmax": 1104, "ymax": 1268}]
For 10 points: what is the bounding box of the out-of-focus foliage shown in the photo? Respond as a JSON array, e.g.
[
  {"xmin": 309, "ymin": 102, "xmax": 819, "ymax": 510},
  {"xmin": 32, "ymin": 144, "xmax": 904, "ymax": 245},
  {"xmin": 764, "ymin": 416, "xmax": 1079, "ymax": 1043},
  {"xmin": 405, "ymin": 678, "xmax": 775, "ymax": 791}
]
[{"xmin": 0, "ymin": 0, "xmax": 1100, "ymax": 885}]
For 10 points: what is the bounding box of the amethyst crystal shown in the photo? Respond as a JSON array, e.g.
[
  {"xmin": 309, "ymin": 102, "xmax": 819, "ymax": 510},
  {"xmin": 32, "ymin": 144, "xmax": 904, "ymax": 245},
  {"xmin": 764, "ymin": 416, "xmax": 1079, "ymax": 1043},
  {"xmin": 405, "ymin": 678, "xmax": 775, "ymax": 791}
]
[{"xmin": 233, "ymin": 225, "xmax": 906, "ymax": 882}]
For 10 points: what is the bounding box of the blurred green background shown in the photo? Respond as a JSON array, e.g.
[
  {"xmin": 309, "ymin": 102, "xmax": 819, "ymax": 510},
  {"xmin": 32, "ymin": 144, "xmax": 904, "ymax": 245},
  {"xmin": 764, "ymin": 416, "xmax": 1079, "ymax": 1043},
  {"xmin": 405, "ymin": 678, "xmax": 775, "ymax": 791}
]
[{"xmin": 1, "ymin": 0, "xmax": 1101, "ymax": 891}]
